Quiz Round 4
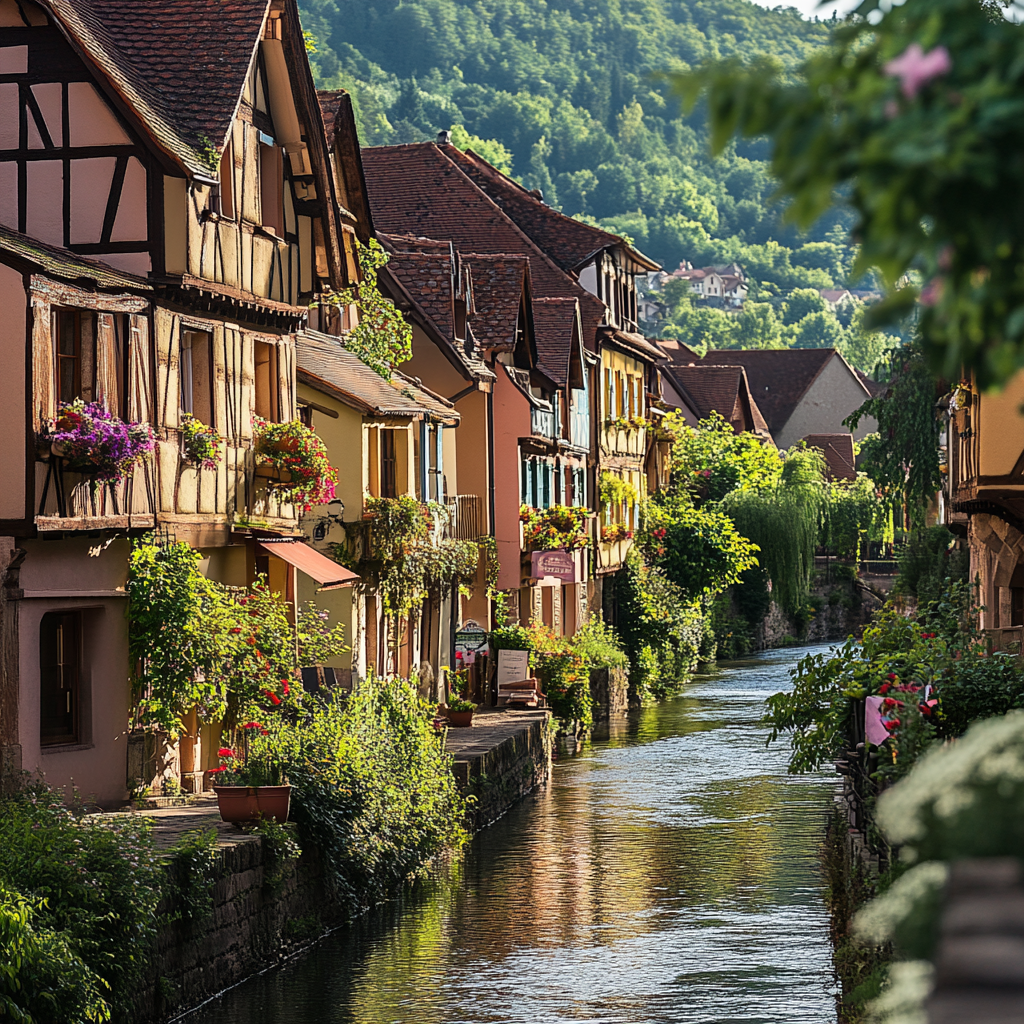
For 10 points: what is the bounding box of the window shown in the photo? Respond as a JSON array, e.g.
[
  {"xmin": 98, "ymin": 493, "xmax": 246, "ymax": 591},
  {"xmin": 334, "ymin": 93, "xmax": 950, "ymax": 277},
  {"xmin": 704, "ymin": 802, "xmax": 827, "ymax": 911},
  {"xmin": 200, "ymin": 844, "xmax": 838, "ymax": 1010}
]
[
  {"xmin": 55, "ymin": 309, "xmax": 84, "ymax": 406},
  {"xmin": 217, "ymin": 140, "xmax": 235, "ymax": 220},
  {"xmin": 40, "ymin": 612, "xmax": 81, "ymax": 746},
  {"xmin": 180, "ymin": 331, "xmax": 213, "ymax": 425},
  {"xmin": 260, "ymin": 140, "xmax": 284, "ymax": 237},
  {"xmin": 380, "ymin": 429, "xmax": 397, "ymax": 498},
  {"xmin": 521, "ymin": 454, "xmax": 533, "ymax": 507},
  {"xmin": 254, "ymin": 341, "xmax": 279, "ymax": 421}
]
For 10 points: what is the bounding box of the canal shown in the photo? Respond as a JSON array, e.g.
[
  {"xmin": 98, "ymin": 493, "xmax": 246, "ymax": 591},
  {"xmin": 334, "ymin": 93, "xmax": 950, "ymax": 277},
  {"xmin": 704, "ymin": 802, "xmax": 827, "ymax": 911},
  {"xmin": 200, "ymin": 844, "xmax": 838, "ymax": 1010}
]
[{"xmin": 185, "ymin": 645, "xmax": 836, "ymax": 1023}]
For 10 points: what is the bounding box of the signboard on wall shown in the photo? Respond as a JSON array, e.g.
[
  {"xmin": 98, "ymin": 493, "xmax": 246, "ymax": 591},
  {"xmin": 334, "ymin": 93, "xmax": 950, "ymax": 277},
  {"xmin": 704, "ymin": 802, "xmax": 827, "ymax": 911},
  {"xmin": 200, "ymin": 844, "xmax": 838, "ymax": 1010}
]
[
  {"xmin": 530, "ymin": 549, "xmax": 579, "ymax": 582},
  {"xmin": 497, "ymin": 649, "xmax": 530, "ymax": 685}
]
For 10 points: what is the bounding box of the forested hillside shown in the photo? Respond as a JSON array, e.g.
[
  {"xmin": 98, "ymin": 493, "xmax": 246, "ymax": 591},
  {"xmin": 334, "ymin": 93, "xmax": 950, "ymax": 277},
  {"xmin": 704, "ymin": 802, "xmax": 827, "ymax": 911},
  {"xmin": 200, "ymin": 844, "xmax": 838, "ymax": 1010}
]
[{"xmin": 299, "ymin": 0, "xmax": 893, "ymax": 366}]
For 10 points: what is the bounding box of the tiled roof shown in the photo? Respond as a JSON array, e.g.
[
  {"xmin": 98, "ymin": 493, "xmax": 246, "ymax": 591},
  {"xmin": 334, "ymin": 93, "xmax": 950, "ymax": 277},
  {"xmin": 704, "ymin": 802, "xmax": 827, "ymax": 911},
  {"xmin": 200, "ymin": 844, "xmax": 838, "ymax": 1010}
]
[
  {"xmin": 702, "ymin": 348, "xmax": 865, "ymax": 434},
  {"xmin": 0, "ymin": 222, "xmax": 152, "ymax": 292},
  {"xmin": 662, "ymin": 363, "xmax": 771, "ymax": 437},
  {"xmin": 802, "ymin": 433, "xmax": 857, "ymax": 481},
  {"xmin": 317, "ymin": 89, "xmax": 345, "ymax": 152},
  {"xmin": 656, "ymin": 338, "xmax": 703, "ymax": 366},
  {"xmin": 465, "ymin": 253, "xmax": 528, "ymax": 353},
  {"xmin": 856, "ymin": 367, "xmax": 885, "ymax": 397},
  {"xmin": 450, "ymin": 147, "xmax": 660, "ymax": 274},
  {"xmin": 44, "ymin": 0, "xmax": 269, "ymax": 177},
  {"xmin": 297, "ymin": 331, "xmax": 459, "ymax": 424},
  {"xmin": 360, "ymin": 143, "xmax": 607, "ymax": 348},
  {"xmin": 531, "ymin": 297, "xmax": 580, "ymax": 387},
  {"xmin": 597, "ymin": 326, "xmax": 665, "ymax": 365}
]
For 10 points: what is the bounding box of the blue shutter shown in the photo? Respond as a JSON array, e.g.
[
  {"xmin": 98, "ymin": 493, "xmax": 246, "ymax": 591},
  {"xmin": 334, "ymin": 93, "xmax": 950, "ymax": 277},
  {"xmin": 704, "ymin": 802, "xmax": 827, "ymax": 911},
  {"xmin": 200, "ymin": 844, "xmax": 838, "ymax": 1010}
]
[{"xmin": 435, "ymin": 424, "xmax": 444, "ymax": 502}]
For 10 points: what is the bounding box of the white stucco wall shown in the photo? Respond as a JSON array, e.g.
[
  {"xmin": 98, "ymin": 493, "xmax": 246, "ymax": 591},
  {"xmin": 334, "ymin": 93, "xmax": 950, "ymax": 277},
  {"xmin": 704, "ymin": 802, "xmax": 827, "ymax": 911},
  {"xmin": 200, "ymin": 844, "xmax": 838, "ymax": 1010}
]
[{"xmin": 776, "ymin": 354, "xmax": 877, "ymax": 450}]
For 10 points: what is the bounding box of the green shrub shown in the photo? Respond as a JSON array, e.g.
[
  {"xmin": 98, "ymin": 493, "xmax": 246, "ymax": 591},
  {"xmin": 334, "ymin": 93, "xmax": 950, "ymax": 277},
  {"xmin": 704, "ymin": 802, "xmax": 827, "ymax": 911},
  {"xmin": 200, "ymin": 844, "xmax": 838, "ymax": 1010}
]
[
  {"xmin": 248, "ymin": 679, "xmax": 467, "ymax": 912},
  {"xmin": 894, "ymin": 526, "xmax": 969, "ymax": 604},
  {"xmin": 165, "ymin": 828, "xmax": 218, "ymax": 924},
  {"xmin": 0, "ymin": 882, "xmax": 110, "ymax": 1024},
  {"xmin": 570, "ymin": 619, "xmax": 628, "ymax": 670},
  {"xmin": 0, "ymin": 786, "xmax": 162, "ymax": 1020}
]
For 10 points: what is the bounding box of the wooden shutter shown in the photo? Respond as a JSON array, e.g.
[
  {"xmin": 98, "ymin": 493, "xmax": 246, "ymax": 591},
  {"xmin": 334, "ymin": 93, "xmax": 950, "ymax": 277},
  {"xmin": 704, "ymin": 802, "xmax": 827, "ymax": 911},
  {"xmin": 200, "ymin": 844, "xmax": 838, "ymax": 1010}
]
[
  {"xmin": 95, "ymin": 313, "xmax": 119, "ymax": 414},
  {"xmin": 128, "ymin": 314, "xmax": 152, "ymax": 424},
  {"xmin": 31, "ymin": 298, "xmax": 54, "ymax": 432}
]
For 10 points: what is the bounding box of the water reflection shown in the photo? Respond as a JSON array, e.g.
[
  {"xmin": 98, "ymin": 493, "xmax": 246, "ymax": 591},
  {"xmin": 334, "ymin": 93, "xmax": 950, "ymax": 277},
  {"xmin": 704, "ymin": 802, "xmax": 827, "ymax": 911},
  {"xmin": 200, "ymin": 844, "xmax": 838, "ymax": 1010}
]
[{"xmin": 185, "ymin": 646, "xmax": 836, "ymax": 1024}]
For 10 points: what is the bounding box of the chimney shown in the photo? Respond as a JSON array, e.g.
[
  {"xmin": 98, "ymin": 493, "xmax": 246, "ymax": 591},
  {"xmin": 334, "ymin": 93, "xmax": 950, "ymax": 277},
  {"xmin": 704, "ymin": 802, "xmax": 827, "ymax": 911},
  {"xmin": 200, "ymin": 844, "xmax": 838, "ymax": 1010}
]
[
  {"xmin": 437, "ymin": 129, "xmax": 451, "ymax": 144},
  {"xmin": 529, "ymin": 188, "xmax": 544, "ymax": 202}
]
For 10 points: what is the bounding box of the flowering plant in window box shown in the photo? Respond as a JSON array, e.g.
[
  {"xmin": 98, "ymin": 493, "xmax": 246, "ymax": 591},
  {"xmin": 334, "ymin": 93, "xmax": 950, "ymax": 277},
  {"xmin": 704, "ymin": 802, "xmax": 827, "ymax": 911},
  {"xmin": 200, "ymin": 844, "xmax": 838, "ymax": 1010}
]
[
  {"xmin": 519, "ymin": 504, "xmax": 591, "ymax": 551},
  {"xmin": 253, "ymin": 417, "xmax": 338, "ymax": 512},
  {"xmin": 47, "ymin": 399, "xmax": 154, "ymax": 482},
  {"xmin": 601, "ymin": 523, "xmax": 633, "ymax": 543},
  {"xmin": 180, "ymin": 413, "xmax": 222, "ymax": 470}
]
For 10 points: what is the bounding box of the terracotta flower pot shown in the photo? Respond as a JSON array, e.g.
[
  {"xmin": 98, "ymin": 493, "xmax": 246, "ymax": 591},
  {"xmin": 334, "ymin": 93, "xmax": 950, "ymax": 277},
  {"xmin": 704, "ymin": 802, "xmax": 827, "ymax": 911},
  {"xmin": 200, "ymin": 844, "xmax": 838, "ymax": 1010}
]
[
  {"xmin": 214, "ymin": 784, "xmax": 291, "ymax": 823},
  {"xmin": 447, "ymin": 710, "xmax": 474, "ymax": 728}
]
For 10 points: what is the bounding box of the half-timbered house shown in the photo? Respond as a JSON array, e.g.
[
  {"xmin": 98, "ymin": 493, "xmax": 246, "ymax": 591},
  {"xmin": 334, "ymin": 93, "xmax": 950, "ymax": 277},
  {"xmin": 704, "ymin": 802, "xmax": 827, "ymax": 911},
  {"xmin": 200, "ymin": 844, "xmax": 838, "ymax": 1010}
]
[{"xmin": 0, "ymin": 0, "xmax": 357, "ymax": 803}]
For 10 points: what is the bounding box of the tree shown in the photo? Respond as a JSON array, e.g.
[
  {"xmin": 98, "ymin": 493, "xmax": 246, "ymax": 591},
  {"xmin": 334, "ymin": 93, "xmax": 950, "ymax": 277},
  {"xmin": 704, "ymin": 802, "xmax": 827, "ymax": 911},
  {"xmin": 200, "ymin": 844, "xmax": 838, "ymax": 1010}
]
[
  {"xmin": 789, "ymin": 310, "xmax": 845, "ymax": 349},
  {"xmin": 670, "ymin": 0, "xmax": 1024, "ymax": 387},
  {"xmin": 782, "ymin": 287, "xmax": 828, "ymax": 325}
]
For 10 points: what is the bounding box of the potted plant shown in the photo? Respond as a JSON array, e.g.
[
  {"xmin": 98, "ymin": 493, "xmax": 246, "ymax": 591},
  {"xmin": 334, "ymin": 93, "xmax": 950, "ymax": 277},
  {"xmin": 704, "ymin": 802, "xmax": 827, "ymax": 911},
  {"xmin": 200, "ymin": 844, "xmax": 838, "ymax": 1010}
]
[
  {"xmin": 180, "ymin": 413, "xmax": 222, "ymax": 470},
  {"xmin": 208, "ymin": 723, "xmax": 290, "ymax": 823},
  {"xmin": 253, "ymin": 418, "xmax": 338, "ymax": 512},
  {"xmin": 46, "ymin": 400, "xmax": 154, "ymax": 482},
  {"xmin": 446, "ymin": 665, "xmax": 476, "ymax": 727}
]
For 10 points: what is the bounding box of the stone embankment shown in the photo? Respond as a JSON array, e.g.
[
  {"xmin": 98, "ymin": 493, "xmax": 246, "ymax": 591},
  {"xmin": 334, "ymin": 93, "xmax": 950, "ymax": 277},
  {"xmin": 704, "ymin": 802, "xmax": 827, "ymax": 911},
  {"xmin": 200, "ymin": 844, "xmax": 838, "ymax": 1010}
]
[{"xmin": 133, "ymin": 709, "xmax": 555, "ymax": 1022}]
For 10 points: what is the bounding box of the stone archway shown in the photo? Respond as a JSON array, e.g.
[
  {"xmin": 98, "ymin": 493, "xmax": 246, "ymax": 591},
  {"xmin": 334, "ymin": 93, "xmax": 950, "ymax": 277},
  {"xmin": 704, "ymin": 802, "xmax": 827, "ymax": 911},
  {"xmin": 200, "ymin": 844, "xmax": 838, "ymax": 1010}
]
[{"xmin": 973, "ymin": 513, "xmax": 1024, "ymax": 587}]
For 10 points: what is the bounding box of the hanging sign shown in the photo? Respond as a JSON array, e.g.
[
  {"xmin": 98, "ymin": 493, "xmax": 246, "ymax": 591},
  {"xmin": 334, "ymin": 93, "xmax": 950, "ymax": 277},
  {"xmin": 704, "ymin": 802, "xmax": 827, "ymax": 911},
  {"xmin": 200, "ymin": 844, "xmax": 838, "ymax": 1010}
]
[
  {"xmin": 530, "ymin": 549, "xmax": 578, "ymax": 582},
  {"xmin": 455, "ymin": 621, "xmax": 489, "ymax": 659}
]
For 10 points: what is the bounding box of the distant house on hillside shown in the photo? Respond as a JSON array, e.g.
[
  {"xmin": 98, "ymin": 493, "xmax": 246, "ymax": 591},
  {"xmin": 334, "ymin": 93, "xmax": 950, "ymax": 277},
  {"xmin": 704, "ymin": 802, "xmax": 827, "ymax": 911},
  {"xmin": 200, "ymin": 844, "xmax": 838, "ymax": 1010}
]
[
  {"xmin": 656, "ymin": 339, "xmax": 772, "ymax": 439},
  {"xmin": 670, "ymin": 261, "xmax": 748, "ymax": 308},
  {"xmin": 819, "ymin": 289, "xmax": 854, "ymax": 310},
  {"xmin": 802, "ymin": 433, "xmax": 857, "ymax": 481},
  {"xmin": 701, "ymin": 348, "xmax": 877, "ymax": 450}
]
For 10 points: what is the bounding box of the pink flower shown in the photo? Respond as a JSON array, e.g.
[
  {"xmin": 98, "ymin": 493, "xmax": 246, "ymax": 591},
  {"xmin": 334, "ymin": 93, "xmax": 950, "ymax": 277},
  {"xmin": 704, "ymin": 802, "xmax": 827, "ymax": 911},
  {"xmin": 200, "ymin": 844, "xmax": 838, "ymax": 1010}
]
[{"xmin": 885, "ymin": 43, "xmax": 952, "ymax": 99}]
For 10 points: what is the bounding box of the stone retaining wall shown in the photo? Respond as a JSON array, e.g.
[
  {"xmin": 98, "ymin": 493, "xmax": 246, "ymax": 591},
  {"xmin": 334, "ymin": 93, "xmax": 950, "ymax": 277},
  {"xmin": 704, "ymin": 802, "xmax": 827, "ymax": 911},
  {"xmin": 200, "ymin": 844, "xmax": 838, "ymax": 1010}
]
[
  {"xmin": 137, "ymin": 836, "xmax": 340, "ymax": 1023},
  {"xmin": 589, "ymin": 667, "xmax": 629, "ymax": 720}
]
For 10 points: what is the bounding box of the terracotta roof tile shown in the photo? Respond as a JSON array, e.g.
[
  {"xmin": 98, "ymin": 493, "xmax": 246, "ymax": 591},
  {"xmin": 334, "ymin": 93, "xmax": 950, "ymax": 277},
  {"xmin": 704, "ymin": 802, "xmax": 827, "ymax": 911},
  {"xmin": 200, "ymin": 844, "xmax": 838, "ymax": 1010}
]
[
  {"xmin": 44, "ymin": 0, "xmax": 269, "ymax": 176},
  {"xmin": 701, "ymin": 349, "xmax": 862, "ymax": 434},
  {"xmin": 802, "ymin": 433, "xmax": 857, "ymax": 481},
  {"xmin": 297, "ymin": 331, "xmax": 459, "ymax": 423},
  {"xmin": 660, "ymin": 363, "xmax": 771, "ymax": 437},
  {"xmin": 597, "ymin": 326, "xmax": 664, "ymax": 364},
  {"xmin": 465, "ymin": 253, "xmax": 528, "ymax": 352},
  {"xmin": 450, "ymin": 147, "xmax": 660, "ymax": 273},
  {"xmin": 0, "ymin": 222, "xmax": 151, "ymax": 292},
  {"xmin": 361, "ymin": 143, "xmax": 606, "ymax": 347},
  {"xmin": 531, "ymin": 297, "xmax": 580, "ymax": 387}
]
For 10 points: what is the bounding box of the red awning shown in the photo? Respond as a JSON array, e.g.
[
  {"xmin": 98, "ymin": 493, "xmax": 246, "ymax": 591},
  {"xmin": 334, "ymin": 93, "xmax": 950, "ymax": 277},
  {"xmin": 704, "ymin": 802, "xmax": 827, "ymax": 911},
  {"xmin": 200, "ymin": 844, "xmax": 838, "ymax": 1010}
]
[{"xmin": 257, "ymin": 540, "xmax": 359, "ymax": 591}]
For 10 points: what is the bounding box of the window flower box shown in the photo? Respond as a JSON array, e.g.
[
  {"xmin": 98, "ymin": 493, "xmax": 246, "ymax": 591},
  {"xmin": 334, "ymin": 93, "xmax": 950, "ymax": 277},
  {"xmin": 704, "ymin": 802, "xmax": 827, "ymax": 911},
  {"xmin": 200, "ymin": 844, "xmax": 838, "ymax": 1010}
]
[
  {"xmin": 253, "ymin": 418, "xmax": 337, "ymax": 512},
  {"xmin": 42, "ymin": 400, "xmax": 153, "ymax": 482}
]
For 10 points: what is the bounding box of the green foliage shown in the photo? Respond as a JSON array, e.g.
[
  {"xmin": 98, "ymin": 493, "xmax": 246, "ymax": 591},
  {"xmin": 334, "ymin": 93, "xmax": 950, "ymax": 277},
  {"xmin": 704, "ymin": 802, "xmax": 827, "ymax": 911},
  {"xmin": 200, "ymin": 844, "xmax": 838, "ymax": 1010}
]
[
  {"xmin": 246, "ymin": 680, "xmax": 468, "ymax": 910},
  {"xmin": 299, "ymin": 0, "xmax": 858, "ymax": 305},
  {"xmin": 666, "ymin": 410, "xmax": 782, "ymax": 503},
  {"xmin": 253, "ymin": 418, "xmax": 338, "ymax": 512},
  {"xmin": 165, "ymin": 828, "xmax": 218, "ymax": 924},
  {"xmin": 128, "ymin": 539, "xmax": 346, "ymax": 734},
  {"xmin": 669, "ymin": 0, "xmax": 1024, "ymax": 386},
  {"xmin": 179, "ymin": 414, "xmax": 222, "ymax": 470},
  {"xmin": 250, "ymin": 819, "xmax": 302, "ymax": 892},
  {"xmin": 519, "ymin": 504, "xmax": 591, "ymax": 551},
  {"xmin": 341, "ymin": 497, "xmax": 481, "ymax": 621},
  {"xmin": 849, "ymin": 342, "xmax": 942, "ymax": 527},
  {"xmin": 570, "ymin": 618, "xmax": 629, "ymax": 670},
  {"xmin": 0, "ymin": 882, "xmax": 110, "ymax": 1024},
  {"xmin": 893, "ymin": 525, "xmax": 968, "ymax": 604},
  {"xmin": 331, "ymin": 239, "xmax": 413, "ymax": 380},
  {"xmin": 449, "ymin": 124, "xmax": 513, "ymax": 174},
  {"xmin": 0, "ymin": 786, "xmax": 162, "ymax": 1020},
  {"xmin": 721, "ymin": 448, "xmax": 827, "ymax": 621},
  {"xmin": 644, "ymin": 492, "xmax": 759, "ymax": 601},
  {"xmin": 824, "ymin": 475, "xmax": 893, "ymax": 562}
]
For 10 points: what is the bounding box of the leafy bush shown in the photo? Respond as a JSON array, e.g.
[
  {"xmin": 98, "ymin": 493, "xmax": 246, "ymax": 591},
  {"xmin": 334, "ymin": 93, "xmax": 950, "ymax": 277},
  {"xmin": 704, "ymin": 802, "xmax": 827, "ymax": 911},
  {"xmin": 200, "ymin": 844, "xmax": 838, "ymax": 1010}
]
[
  {"xmin": 893, "ymin": 526, "xmax": 968, "ymax": 604},
  {"xmin": 247, "ymin": 679, "xmax": 468, "ymax": 911},
  {"xmin": 0, "ymin": 883, "xmax": 110, "ymax": 1024},
  {"xmin": 0, "ymin": 786, "xmax": 162, "ymax": 1020},
  {"xmin": 165, "ymin": 828, "xmax": 218, "ymax": 924},
  {"xmin": 570, "ymin": 619, "xmax": 628, "ymax": 670}
]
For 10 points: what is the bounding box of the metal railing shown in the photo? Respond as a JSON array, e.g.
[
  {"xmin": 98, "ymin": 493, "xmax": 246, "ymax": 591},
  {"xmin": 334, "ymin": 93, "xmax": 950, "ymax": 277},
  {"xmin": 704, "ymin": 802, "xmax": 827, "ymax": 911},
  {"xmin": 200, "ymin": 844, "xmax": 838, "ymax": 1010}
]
[{"xmin": 446, "ymin": 495, "xmax": 483, "ymax": 541}]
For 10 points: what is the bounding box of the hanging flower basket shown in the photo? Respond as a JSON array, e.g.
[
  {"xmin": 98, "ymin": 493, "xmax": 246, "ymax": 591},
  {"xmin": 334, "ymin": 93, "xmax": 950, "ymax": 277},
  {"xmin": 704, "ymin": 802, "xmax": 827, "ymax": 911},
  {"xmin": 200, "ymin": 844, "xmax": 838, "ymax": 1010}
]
[
  {"xmin": 180, "ymin": 413, "xmax": 222, "ymax": 470},
  {"xmin": 253, "ymin": 418, "xmax": 338, "ymax": 512},
  {"xmin": 44, "ymin": 400, "xmax": 153, "ymax": 482}
]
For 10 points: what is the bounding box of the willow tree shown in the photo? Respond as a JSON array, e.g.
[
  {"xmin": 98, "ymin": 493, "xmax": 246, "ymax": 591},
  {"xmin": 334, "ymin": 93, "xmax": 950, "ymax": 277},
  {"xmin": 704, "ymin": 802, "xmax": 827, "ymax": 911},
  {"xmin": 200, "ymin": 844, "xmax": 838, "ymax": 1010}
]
[{"xmin": 722, "ymin": 448, "xmax": 828, "ymax": 621}]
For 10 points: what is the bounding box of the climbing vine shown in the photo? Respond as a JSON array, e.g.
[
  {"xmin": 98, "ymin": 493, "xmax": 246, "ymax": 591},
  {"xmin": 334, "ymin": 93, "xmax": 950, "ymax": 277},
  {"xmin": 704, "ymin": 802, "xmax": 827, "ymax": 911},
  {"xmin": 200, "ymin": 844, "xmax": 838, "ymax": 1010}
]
[{"xmin": 327, "ymin": 239, "xmax": 413, "ymax": 381}]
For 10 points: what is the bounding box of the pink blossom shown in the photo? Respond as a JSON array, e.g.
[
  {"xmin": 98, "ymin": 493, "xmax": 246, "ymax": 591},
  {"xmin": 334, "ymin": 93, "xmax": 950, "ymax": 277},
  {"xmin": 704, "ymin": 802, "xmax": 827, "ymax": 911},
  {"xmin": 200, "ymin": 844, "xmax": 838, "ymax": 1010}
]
[
  {"xmin": 920, "ymin": 277, "xmax": 945, "ymax": 307},
  {"xmin": 885, "ymin": 43, "xmax": 952, "ymax": 99}
]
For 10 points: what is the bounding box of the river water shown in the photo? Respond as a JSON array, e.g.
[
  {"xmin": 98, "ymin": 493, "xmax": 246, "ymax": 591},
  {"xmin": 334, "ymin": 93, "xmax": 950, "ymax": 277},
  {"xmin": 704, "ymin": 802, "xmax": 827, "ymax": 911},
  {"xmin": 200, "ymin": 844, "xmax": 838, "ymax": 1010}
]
[{"xmin": 185, "ymin": 645, "xmax": 837, "ymax": 1024}]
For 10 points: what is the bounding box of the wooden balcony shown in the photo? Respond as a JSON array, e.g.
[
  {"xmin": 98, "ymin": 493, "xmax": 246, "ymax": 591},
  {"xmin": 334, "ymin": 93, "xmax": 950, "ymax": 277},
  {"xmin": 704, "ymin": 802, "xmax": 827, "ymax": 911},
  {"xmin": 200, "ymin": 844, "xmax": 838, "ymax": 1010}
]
[{"xmin": 446, "ymin": 495, "xmax": 483, "ymax": 541}]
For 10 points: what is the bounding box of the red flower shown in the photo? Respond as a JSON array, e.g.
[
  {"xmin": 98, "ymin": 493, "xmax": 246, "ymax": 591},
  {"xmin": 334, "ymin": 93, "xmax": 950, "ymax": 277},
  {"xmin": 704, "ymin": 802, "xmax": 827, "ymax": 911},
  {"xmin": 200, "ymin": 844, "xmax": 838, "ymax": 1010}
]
[
  {"xmin": 282, "ymin": 680, "xmax": 290, "ymax": 696},
  {"xmin": 887, "ymin": 673, "xmax": 897, "ymax": 681},
  {"xmin": 218, "ymin": 747, "xmax": 235, "ymax": 757},
  {"xmin": 455, "ymin": 652, "xmax": 463, "ymax": 660},
  {"xmin": 242, "ymin": 722, "xmax": 263, "ymax": 730},
  {"xmin": 263, "ymin": 690, "xmax": 281, "ymax": 705},
  {"xmin": 230, "ymin": 627, "xmax": 242, "ymax": 634},
  {"xmin": 259, "ymin": 728, "xmax": 269, "ymax": 735},
  {"xmin": 208, "ymin": 766, "xmax": 227, "ymax": 774},
  {"xmin": 246, "ymin": 636, "xmax": 257, "ymax": 645},
  {"xmin": 879, "ymin": 683, "xmax": 891, "ymax": 695}
]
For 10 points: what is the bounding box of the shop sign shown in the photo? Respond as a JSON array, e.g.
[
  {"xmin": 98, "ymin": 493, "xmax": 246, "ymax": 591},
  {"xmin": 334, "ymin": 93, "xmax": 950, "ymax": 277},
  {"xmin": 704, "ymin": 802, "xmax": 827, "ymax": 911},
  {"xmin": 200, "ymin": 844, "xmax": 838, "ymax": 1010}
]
[
  {"xmin": 455, "ymin": 621, "xmax": 489, "ymax": 659},
  {"xmin": 530, "ymin": 549, "xmax": 578, "ymax": 582}
]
